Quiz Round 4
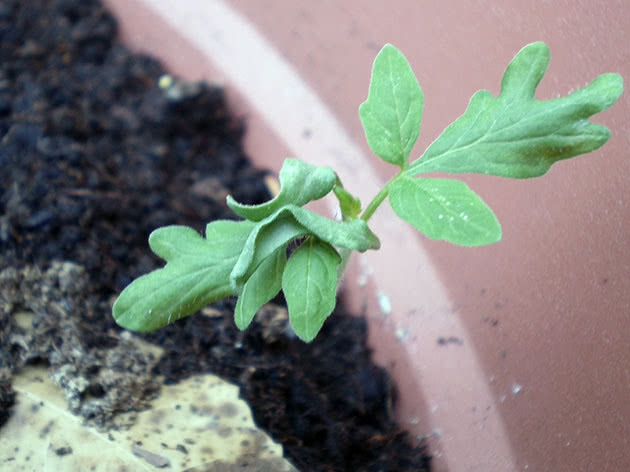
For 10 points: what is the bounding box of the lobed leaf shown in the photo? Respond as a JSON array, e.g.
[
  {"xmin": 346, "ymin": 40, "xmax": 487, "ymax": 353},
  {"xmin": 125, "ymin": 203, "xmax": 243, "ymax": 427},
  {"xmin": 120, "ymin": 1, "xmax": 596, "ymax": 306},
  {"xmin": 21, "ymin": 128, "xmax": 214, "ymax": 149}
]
[
  {"xmin": 359, "ymin": 44, "xmax": 424, "ymax": 167},
  {"xmin": 113, "ymin": 221, "xmax": 254, "ymax": 331},
  {"xmin": 234, "ymin": 247, "xmax": 286, "ymax": 330},
  {"xmin": 407, "ymin": 42, "xmax": 623, "ymax": 178},
  {"xmin": 230, "ymin": 205, "xmax": 380, "ymax": 290},
  {"xmin": 226, "ymin": 158, "xmax": 336, "ymax": 221},
  {"xmin": 388, "ymin": 176, "xmax": 501, "ymax": 246},
  {"xmin": 282, "ymin": 238, "xmax": 341, "ymax": 342}
]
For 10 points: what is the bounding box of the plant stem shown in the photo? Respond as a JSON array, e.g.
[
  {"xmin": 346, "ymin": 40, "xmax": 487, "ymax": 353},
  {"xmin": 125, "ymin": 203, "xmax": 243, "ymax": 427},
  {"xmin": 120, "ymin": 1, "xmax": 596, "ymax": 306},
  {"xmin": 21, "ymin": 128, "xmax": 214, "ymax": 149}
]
[
  {"xmin": 360, "ymin": 170, "xmax": 403, "ymax": 222},
  {"xmin": 337, "ymin": 171, "xmax": 404, "ymax": 285},
  {"xmin": 335, "ymin": 247, "xmax": 352, "ymax": 288},
  {"xmin": 360, "ymin": 186, "xmax": 388, "ymax": 221}
]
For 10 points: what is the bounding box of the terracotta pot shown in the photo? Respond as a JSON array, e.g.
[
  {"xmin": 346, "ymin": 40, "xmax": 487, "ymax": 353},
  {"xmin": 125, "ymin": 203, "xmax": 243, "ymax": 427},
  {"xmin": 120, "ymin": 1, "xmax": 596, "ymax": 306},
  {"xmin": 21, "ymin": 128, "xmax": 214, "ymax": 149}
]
[{"xmin": 103, "ymin": 1, "xmax": 630, "ymax": 470}]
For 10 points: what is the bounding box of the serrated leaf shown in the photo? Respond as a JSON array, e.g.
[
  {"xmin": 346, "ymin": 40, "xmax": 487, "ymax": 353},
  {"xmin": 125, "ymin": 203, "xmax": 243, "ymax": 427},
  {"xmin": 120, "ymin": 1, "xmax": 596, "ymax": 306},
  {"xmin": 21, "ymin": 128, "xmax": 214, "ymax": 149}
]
[
  {"xmin": 226, "ymin": 158, "xmax": 336, "ymax": 221},
  {"xmin": 407, "ymin": 42, "xmax": 623, "ymax": 178},
  {"xmin": 282, "ymin": 238, "xmax": 341, "ymax": 342},
  {"xmin": 113, "ymin": 220, "xmax": 254, "ymax": 331},
  {"xmin": 234, "ymin": 247, "xmax": 286, "ymax": 330},
  {"xmin": 388, "ymin": 176, "xmax": 501, "ymax": 246},
  {"xmin": 359, "ymin": 44, "xmax": 424, "ymax": 167},
  {"xmin": 230, "ymin": 205, "xmax": 380, "ymax": 289}
]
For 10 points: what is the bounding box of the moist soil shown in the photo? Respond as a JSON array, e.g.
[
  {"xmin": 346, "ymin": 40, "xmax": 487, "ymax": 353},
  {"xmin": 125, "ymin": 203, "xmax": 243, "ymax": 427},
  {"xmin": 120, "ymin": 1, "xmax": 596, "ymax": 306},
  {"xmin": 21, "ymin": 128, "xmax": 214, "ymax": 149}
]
[{"xmin": 0, "ymin": 1, "xmax": 431, "ymax": 470}]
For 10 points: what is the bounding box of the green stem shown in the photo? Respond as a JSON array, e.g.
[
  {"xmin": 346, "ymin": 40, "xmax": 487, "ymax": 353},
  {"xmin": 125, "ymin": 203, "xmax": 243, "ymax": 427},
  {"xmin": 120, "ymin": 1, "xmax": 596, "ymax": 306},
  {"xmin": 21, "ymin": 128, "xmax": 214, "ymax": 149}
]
[
  {"xmin": 360, "ymin": 186, "xmax": 388, "ymax": 221},
  {"xmin": 335, "ymin": 247, "xmax": 353, "ymax": 287},
  {"xmin": 337, "ymin": 171, "xmax": 404, "ymax": 284},
  {"xmin": 359, "ymin": 170, "xmax": 403, "ymax": 222}
]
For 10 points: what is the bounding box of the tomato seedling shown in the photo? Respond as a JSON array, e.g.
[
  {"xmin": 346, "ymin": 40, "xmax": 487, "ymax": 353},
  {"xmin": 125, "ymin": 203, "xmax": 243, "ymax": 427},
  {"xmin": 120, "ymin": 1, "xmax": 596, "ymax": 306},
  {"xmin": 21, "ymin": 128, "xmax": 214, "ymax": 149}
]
[{"xmin": 113, "ymin": 42, "xmax": 622, "ymax": 341}]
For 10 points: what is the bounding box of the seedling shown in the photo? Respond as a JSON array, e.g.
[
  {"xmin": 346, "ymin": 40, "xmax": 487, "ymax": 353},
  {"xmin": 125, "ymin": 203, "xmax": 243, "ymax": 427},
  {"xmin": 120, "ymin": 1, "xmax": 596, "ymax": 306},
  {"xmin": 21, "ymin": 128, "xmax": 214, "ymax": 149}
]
[{"xmin": 113, "ymin": 42, "xmax": 622, "ymax": 342}]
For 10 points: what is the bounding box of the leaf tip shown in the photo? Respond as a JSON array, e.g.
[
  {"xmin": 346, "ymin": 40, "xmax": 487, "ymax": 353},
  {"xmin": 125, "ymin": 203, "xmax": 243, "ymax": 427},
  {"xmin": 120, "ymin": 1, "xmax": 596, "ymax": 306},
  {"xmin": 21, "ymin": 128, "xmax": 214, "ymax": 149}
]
[
  {"xmin": 293, "ymin": 330, "xmax": 317, "ymax": 343},
  {"xmin": 599, "ymin": 72, "xmax": 624, "ymax": 104},
  {"xmin": 524, "ymin": 41, "xmax": 549, "ymax": 54},
  {"xmin": 380, "ymin": 43, "xmax": 398, "ymax": 54}
]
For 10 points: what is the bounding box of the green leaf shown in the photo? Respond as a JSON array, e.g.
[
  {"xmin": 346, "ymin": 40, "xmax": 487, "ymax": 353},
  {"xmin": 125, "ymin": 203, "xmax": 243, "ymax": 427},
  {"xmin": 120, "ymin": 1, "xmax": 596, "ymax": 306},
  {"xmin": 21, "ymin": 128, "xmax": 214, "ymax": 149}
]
[
  {"xmin": 230, "ymin": 205, "xmax": 380, "ymax": 290},
  {"xmin": 388, "ymin": 176, "xmax": 501, "ymax": 246},
  {"xmin": 359, "ymin": 44, "xmax": 424, "ymax": 167},
  {"xmin": 234, "ymin": 247, "xmax": 286, "ymax": 330},
  {"xmin": 333, "ymin": 180, "xmax": 361, "ymax": 220},
  {"xmin": 289, "ymin": 205, "xmax": 379, "ymax": 251},
  {"xmin": 226, "ymin": 158, "xmax": 336, "ymax": 221},
  {"xmin": 113, "ymin": 221, "xmax": 254, "ymax": 331},
  {"xmin": 282, "ymin": 238, "xmax": 341, "ymax": 342},
  {"xmin": 407, "ymin": 42, "xmax": 623, "ymax": 178},
  {"xmin": 230, "ymin": 211, "xmax": 307, "ymax": 291}
]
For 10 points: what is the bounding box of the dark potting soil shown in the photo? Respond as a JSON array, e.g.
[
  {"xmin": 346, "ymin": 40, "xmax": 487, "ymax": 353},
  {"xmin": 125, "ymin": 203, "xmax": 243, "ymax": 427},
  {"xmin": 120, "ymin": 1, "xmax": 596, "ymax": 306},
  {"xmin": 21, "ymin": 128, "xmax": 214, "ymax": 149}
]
[{"xmin": 0, "ymin": 1, "xmax": 432, "ymax": 471}]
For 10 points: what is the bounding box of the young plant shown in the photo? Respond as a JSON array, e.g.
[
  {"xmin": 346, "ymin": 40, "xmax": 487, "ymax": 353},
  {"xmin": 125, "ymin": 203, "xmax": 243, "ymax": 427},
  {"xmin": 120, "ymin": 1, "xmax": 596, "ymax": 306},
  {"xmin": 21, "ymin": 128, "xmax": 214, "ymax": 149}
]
[{"xmin": 113, "ymin": 42, "xmax": 622, "ymax": 342}]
